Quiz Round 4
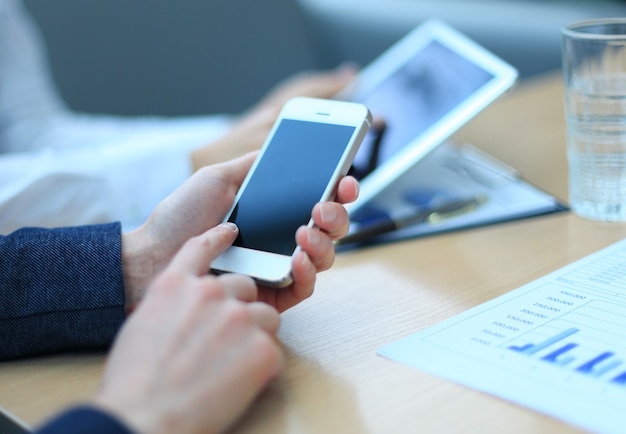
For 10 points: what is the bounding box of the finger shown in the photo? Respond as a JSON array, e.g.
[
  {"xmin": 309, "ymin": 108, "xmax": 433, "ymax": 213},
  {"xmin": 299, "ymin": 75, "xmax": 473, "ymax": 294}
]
[
  {"xmin": 287, "ymin": 250, "xmax": 317, "ymax": 305},
  {"xmin": 216, "ymin": 273, "xmax": 258, "ymax": 302},
  {"xmin": 295, "ymin": 226, "xmax": 335, "ymax": 272},
  {"xmin": 335, "ymin": 176, "xmax": 359, "ymax": 205},
  {"xmin": 311, "ymin": 202, "xmax": 351, "ymax": 240},
  {"xmin": 309, "ymin": 66, "xmax": 358, "ymax": 93},
  {"xmin": 247, "ymin": 302, "xmax": 281, "ymax": 334},
  {"xmin": 256, "ymin": 249, "xmax": 317, "ymax": 313},
  {"xmin": 169, "ymin": 223, "xmax": 239, "ymax": 276},
  {"xmin": 275, "ymin": 68, "xmax": 357, "ymax": 101},
  {"xmin": 335, "ymin": 62, "xmax": 359, "ymax": 77}
]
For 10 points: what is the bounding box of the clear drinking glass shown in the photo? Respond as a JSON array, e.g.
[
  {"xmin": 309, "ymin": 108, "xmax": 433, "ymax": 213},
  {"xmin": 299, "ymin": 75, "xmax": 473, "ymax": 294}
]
[{"xmin": 562, "ymin": 18, "xmax": 626, "ymax": 221}]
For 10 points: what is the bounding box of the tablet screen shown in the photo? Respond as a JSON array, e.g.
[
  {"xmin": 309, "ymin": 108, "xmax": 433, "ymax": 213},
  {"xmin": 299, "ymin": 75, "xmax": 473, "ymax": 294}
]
[
  {"xmin": 351, "ymin": 41, "xmax": 494, "ymax": 179},
  {"xmin": 342, "ymin": 19, "xmax": 518, "ymax": 215}
]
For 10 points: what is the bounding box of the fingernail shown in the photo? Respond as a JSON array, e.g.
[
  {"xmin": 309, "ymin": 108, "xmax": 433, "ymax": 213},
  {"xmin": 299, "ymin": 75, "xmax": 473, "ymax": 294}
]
[
  {"xmin": 219, "ymin": 222, "xmax": 238, "ymax": 232},
  {"xmin": 307, "ymin": 228, "xmax": 321, "ymax": 246},
  {"xmin": 319, "ymin": 203, "xmax": 337, "ymax": 224},
  {"xmin": 299, "ymin": 251, "xmax": 309, "ymax": 266}
]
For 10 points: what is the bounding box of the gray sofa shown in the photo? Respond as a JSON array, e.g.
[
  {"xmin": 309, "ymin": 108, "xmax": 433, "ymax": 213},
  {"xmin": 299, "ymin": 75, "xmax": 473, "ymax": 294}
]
[{"xmin": 24, "ymin": 0, "xmax": 626, "ymax": 116}]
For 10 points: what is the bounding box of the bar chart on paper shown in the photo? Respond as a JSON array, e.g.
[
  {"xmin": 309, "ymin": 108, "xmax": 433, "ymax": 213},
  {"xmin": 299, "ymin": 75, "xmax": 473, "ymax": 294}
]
[{"xmin": 379, "ymin": 237, "xmax": 626, "ymax": 433}]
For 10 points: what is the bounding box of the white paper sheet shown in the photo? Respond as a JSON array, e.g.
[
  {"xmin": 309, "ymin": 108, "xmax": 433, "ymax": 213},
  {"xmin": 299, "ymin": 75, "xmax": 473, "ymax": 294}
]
[{"xmin": 379, "ymin": 236, "xmax": 626, "ymax": 433}]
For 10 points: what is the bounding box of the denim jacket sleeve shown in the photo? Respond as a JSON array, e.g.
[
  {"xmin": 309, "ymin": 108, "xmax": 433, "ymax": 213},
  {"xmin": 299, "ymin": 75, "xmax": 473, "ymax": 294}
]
[
  {"xmin": 35, "ymin": 406, "xmax": 135, "ymax": 434},
  {"xmin": 0, "ymin": 223, "xmax": 127, "ymax": 360}
]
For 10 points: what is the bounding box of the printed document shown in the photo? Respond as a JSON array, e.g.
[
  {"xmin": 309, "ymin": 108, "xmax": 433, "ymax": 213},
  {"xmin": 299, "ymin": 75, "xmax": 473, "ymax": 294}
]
[{"xmin": 380, "ymin": 237, "xmax": 626, "ymax": 433}]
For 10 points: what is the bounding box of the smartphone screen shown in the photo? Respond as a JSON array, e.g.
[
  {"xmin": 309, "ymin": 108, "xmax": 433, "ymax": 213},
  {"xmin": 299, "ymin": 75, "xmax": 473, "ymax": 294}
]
[{"xmin": 228, "ymin": 118, "xmax": 356, "ymax": 256}]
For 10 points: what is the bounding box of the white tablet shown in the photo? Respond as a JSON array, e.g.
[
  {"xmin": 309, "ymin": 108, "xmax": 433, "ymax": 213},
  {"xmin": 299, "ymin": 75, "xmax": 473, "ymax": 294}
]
[{"xmin": 338, "ymin": 19, "xmax": 518, "ymax": 215}]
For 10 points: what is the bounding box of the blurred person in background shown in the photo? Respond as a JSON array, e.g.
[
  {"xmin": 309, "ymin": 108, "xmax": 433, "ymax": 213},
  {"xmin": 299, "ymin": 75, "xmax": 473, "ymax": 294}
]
[{"xmin": 0, "ymin": 0, "xmax": 356, "ymax": 233}]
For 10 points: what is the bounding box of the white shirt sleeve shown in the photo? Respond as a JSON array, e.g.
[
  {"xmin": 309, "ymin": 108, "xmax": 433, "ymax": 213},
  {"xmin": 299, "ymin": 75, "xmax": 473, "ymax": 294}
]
[
  {"xmin": 0, "ymin": 117, "xmax": 232, "ymax": 234},
  {"xmin": 0, "ymin": 0, "xmax": 233, "ymax": 233}
]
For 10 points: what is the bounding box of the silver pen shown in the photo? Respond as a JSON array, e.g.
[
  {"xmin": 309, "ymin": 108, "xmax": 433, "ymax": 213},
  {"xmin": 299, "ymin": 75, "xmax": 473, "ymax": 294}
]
[{"xmin": 339, "ymin": 195, "xmax": 486, "ymax": 245}]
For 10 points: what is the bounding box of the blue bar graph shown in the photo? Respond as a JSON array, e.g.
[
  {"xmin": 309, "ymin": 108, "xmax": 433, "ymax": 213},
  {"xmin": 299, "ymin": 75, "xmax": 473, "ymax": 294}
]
[
  {"xmin": 509, "ymin": 328, "xmax": 579, "ymax": 355},
  {"xmin": 612, "ymin": 371, "xmax": 626, "ymax": 385},
  {"xmin": 508, "ymin": 327, "xmax": 626, "ymax": 385},
  {"xmin": 576, "ymin": 352, "xmax": 620, "ymax": 377},
  {"xmin": 542, "ymin": 343, "xmax": 578, "ymax": 366}
]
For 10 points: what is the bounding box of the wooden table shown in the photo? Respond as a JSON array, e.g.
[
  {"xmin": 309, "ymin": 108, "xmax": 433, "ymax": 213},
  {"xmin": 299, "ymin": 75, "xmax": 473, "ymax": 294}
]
[{"xmin": 3, "ymin": 72, "xmax": 626, "ymax": 433}]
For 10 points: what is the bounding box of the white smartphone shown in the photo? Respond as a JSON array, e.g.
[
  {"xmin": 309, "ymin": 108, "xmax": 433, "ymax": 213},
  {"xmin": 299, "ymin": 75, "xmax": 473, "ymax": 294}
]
[{"xmin": 211, "ymin": 97, "xmax": 371, "ymax": 287}]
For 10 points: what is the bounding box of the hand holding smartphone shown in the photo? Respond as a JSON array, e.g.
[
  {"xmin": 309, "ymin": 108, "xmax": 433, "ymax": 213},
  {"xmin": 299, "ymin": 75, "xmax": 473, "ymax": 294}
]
[{"xmin": 211, "ymin": 97, "xmax": 371, "ymax": 287}]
